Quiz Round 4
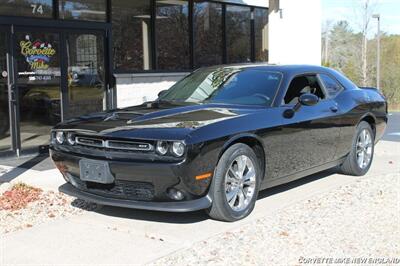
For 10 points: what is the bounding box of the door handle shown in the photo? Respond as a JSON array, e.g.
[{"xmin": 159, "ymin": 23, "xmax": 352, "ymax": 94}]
[{"xmin": 330, "ymin": 105, "xmax": 338, "ymax": 113}]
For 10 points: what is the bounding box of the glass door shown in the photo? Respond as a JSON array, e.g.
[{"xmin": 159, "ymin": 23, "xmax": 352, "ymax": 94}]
[
  {"xmin": 65, "ymin": 31, "xmax": 106, "ymax": 119},
  {"xmin": 15, "ymin": 30, "xmax": 62, "ymax": 151},
  {"xmin": 0, "ymin": 29, "xmax": 10, "ymax": 153}
]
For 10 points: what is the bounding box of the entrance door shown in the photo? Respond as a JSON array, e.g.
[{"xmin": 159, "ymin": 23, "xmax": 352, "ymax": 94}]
[
  {"xmin": 64, "ymin": 31, "xmax": 106, "ymax": 119},
  {"xmin": 15, "ymin": 31, "xmax": 62, "ymax": 152},
  {"xmin": 0, "ymin": 25, "xmax": 110, "ymax": 157},
  {"xmin": 0, "ymin": 29, "xmax": 10, "ymax": 152}
]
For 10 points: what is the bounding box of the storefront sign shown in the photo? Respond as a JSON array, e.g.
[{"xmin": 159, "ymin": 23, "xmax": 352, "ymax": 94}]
[{"xmin": 20, "ymin": 35, "xmax": 56, "ymax": 70}]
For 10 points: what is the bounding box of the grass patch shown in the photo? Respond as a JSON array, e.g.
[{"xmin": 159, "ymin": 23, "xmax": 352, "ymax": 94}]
[{"xmin": 0, "ymin": 183, "xmax": 42, "ymax": 211}]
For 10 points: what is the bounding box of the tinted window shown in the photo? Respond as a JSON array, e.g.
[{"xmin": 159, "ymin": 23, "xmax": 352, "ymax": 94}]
[
  {"xmin": 193, "ymin": 1, "xmax": 223, "ymax": 68},
  {"xmin": 0, "ymin": 0, "xmax": 53, "ymax": 18},
  {"xmin": 319, "ymin": 74, "xmax": 343, "ymax": 97},
  {"xmin": 254, "ymin": 8, "xmax": 268, "ymax": 62},
  {"xmin": 112, "ymin": 0, "xmax": 152, "ymax": 71},
  {"xmin": 160, "ymin": 67, "xmax": 282, "ymax": 106},
  {"xmin": 156, "ymin": 0, "xmax": 189, "ymax": 70},
  {"xmin": 226, "ymin": 5, "xmax": 251, "ymax": 63},
  {"xmin": 59, "ymin": 0, "xmax": 106, "ymax": 22}
]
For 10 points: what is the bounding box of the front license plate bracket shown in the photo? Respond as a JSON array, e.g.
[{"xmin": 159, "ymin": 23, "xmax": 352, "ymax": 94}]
[{"xmin": 79, "ymin": 159, "xmax": 115, "ymax": 184}]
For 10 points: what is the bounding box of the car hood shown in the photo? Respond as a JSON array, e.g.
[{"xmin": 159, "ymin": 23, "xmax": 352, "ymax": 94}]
[{"xmin": 55, "ymin": 102, "xmax": 265, "ymax": 140}]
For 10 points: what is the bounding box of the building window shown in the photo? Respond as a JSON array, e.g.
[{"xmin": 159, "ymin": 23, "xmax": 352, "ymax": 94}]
[
  {"xmin": 112, "ymin": 0, "xmax": 152, "ymax": 71},
  {"xmin": 226, "ymin": 5, "xmax": 251, "ymax": 64},
  {"xmin": 254, "ymin": 8, "xmax": 268, "ymax": 62},
  {"xmin": 59, "ymin": 0, "xmax": 106, "ymax": 22},
  {"xmin": 156, "ymin": 0, "xmax": 189, "ymax": 70},
  {"xmin": 0, "ymin": 0, "xmax": 53, "ymax": 18},
  {"xmin": 193, "ymin": 1, "xmax": 223, "ymax": 68}
]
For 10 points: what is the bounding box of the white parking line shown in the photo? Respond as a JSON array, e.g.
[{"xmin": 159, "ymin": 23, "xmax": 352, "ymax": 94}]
[{"xmin": 388, "ymin": 132, "xmax": 400, "ymax": 136}]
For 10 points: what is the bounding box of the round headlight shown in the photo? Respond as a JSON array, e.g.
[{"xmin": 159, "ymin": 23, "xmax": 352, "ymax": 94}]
[
  {"xmin": 156, "ymin": 141, "xmax": 169, "ymax": 155},
  {"xmin": 55, "ymin": 131, "xmax": 65, "ymax": 144},
  {"xmin": 66, "ymin": 133, "xmax": 76, "ymax": 145},
  {"xmin": 171, "ymin": 141, "xmax": 185, "ymax": 157}
]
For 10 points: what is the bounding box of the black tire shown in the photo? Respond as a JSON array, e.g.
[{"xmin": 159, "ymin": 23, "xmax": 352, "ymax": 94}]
[
  {"xmin": 206, "ymin": 143, "xmax": 262, "ymax": 222},
  {"xmin": 340, "ymin": 121, "xmax": 375, "ymax": 176}
]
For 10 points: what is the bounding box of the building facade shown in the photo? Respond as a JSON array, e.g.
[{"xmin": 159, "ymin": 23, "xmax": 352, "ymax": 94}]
[{"xmin": 0, "ymin": 0, "xmax": 320, "ymax": 157}]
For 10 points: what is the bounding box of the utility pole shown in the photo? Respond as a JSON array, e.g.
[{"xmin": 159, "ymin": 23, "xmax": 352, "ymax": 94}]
[{"xmin": 372, "ymin": 14, "xmax": 380, "ymax": 90}]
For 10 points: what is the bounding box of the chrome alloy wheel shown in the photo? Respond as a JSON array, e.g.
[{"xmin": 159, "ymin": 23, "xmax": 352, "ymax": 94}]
[
  {"xmin": 356, "ymin": 129, "xmax": 373, "ymax": 169},
  {"xmin": 224, "ymin": 155, "xmax": 256, "ymax": 212}
]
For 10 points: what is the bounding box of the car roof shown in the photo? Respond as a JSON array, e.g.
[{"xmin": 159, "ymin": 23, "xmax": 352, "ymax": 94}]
[{"xmin": 203, "ymin": 63, "xmax": 330, "ymax": 75}]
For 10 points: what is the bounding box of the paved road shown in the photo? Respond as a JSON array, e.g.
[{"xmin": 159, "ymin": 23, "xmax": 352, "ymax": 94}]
[
  {"xmin": 383, "ymin": 112, "xmax": 400, "ymax": 142},
  {"xmin": 2, "ymin": 140, "xmax": 399, "ymax": 265}
]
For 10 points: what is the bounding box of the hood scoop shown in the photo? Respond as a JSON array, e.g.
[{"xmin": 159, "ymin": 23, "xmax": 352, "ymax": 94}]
[{"xmin": 103, "ymin": 111, "xmax": 144, "ymax": 122}]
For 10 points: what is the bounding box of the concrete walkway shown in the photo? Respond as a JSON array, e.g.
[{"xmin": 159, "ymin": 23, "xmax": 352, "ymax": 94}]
[{"xmin": 1, "ymin": 140, "xmax": 398, "ymax": 265}]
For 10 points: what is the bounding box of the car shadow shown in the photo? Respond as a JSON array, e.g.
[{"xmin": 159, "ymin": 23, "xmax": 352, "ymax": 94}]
[{"xmin": 71, "ymin": 166, "xmax": 340, "ymax": 224}]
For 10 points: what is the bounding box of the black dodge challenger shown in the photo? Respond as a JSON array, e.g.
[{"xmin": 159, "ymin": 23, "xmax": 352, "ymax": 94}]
[{"xmin": 51, "ymin": 64, "xmax": 387, "ymax": 221}]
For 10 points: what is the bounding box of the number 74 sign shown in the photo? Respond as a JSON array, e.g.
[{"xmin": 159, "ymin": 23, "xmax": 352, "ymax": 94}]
[{"xmin": 31, "ymin": 4, "xmax": 44, "ymax": 15}]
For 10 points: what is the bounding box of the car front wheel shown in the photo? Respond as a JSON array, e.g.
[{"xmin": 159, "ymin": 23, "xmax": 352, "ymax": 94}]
[{"xmin": 207, "ymin": 143, "xmax": 261, "ymax": 222}]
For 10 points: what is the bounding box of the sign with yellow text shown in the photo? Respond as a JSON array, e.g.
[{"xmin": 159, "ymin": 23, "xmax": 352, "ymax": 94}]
[{"xmin": 20, "ymin": 35, "xmax": 56, "ymax": 70}]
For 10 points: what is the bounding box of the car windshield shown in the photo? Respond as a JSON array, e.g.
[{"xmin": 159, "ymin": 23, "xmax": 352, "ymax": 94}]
[{"xmin": 158, "ymin": 67, "xmax": 282, "ymax": 106}]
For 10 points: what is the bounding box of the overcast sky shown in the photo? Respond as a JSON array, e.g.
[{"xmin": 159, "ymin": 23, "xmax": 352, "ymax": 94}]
[{"xmin": 322, "ymin": 0, "xmax": 400, "ymax": 35}]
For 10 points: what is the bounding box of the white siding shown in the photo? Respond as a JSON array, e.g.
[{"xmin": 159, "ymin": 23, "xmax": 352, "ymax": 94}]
[{"xmin": 268, "ymin": 0, "xmax": 321, "ymax": 65}]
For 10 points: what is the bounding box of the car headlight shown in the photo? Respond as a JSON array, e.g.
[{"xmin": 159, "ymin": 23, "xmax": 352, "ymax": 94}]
[
  {"xmin": 156, "ymin": 141, "xmax": 169, "ymax": 155},
  {"xmin": 171, "ymin": 141, "xmax": 185, "ymax": 157},
  {"xmin": 66, "ymin": 133, "xmax": 76, "ymax": 145},
  {"xmin": 55, "ymin": 131, "xmax": 65, "ymax": 144}
]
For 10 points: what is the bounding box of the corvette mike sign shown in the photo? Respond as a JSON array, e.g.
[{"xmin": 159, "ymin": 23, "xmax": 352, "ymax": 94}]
[{"xmin": 20, "ymin": 35, "xmax": 56, "ymax": 70}]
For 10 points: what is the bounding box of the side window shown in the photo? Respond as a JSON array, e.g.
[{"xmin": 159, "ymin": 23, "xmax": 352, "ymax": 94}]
[
  {"xmin": 283, "ymin": 75, "xmax": 325, "ymax": 105},
  {"xmin": 319, "ymin": 74, "xmax": 343, "ymax": 97}
]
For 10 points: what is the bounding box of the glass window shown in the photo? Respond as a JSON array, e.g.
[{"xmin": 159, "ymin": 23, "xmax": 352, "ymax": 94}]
[
  {"xmin": 159, "ymin": 67, "xmax": 282, "ymax": 106},
  {"xmin": 66, "ymin": 33, "xmax": 105, "ymax": 119},
  {"xmin": 254, "ymin": 8, "xmax": 268, "ymax": 62},
  {"xmin": 319, "ymin": 74, "xmax": 343, "ymax": 97},
  {"xmin": 112, "ymin": 0, "xmax": 152, "ymax": 71},
  {"xmin": 226, "ymin": 5, "xmax": 251, "ymax": 64},
  {"xmin": 156, "ymin": 0, "xmax": 189, "ymax": 70},
  {"xmin": 193, "ymin": 1, "xmax": 223, "ymax": 68},
  {"xmin": 0, "ymin": 0, "xmax": 53, "ymax": 18},
  {"xmin": 59, "ymin": 0, "xmax": 106, "ymax": 22}
]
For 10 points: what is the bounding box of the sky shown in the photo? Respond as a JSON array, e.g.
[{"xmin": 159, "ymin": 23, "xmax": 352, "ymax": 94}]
[{"xmin": 322, "ymin": 0, "xmax": 400, "ymax": 35}]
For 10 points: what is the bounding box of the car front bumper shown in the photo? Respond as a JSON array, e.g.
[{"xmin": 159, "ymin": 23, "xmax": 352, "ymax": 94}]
[
  {"xmin": 59, "ymin": 183, "xmax": 212, "ymax": 212},
  {"xmin": 50, "ymin": 148, "xmax": 214, "ymax": 212}
]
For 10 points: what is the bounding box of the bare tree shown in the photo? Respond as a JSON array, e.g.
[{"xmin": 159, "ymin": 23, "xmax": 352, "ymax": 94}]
[
  {"xmin": 353, "ymin": 0, "xmax": 377, "ymax": 86},
  {"xmin": 322, "ymin": 20, "xmax": 333, "ymax": 65}
]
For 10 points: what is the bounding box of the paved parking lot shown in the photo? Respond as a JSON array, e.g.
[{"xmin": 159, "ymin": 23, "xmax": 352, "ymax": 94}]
[{"xmin": 0, "ymin": 114, "xmax": 399, "ymax": 265}]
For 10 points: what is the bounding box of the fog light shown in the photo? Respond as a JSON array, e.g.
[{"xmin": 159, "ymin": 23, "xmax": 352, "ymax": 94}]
[
  {"xmin": 167, "ymin": 188, "xmax": 185, "ymax": 201},
  {"xmin": 55, "ymin": 131, "xmax": 65, "ymax": 144}
]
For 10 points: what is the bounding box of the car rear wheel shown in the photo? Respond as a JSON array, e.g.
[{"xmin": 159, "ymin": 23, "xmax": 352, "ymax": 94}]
[
  {"xmin": 206, "ymin": 143, "xmax": 261, "ymax": 222},
  {"xmin": 340, "ymin": 121, "xmax": 375, "ymax": 176}
]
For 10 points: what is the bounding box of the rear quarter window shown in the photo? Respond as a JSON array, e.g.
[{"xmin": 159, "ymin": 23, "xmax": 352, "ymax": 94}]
[{"xmin": 319, "ymin": 74, "xmax": 343, "ymax": 97}]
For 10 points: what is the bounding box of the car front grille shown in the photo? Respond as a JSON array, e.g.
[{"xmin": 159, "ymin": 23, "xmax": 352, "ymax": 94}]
[
  {"xmin": 69, "ymin": 175, "xmax": 155, "ymax": 201},
  {"xmin": 75, "ymin": 136, "xmax": 154, "ymax": 152}
]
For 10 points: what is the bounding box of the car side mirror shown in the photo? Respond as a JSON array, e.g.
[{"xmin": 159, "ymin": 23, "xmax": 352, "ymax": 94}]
[
  {"xmin": 283, "ymin": 93, "xmax": 319, "ymax": 119},
  {"xmin": 299, "ymin": 93, "xmax": 319, "ymax": 106},
  {"xmin": 158, "ymin": 90, "xmax": 168, "ymax": 98}
]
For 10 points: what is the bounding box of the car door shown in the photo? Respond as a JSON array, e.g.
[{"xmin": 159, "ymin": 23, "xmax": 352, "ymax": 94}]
[{"xmin": 269, "ymin": 73, "xmax": 341, "ymax": 178}]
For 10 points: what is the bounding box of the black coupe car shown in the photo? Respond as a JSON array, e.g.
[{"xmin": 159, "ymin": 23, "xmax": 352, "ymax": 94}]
[{"xmin": 51, "ymin": 64, "xmax": 387, "ymax": 221}]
